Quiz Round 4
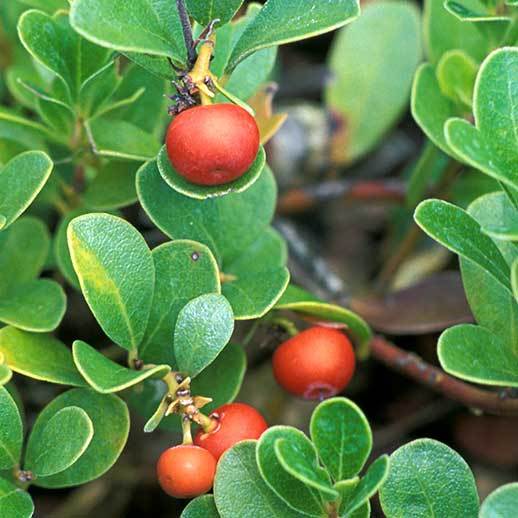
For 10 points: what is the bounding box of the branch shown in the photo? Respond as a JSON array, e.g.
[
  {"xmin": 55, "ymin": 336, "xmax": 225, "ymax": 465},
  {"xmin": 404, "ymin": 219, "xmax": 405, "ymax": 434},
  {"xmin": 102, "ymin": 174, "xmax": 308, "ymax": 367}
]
[
  {"xmin": 370, "ymin": 335, "xmax": 518, "ymax": 416},
  {"xmin": 176, "ymin": 0, "xmax": 196, "ymax": 65},
  {"xmin": 277, "ymin": 179, "xmax": 405, "ymax": 215}
]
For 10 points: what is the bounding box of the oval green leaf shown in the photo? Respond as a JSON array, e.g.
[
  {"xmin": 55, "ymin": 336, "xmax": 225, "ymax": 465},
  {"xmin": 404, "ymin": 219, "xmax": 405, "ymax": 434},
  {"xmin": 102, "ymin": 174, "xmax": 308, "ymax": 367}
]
[
  {"xmin": 214, "ymin": 440, "xmax": 302, "ymax": 518},
  {"xmin": 73, "ymin": 340, "xmax": 170, "ymax": 393},
  {"xmin": 32, "ymin": 388, "xmax": 129, "ymax": 488},
  {"xmin": 415, "ymin": 199, "xmax": 511, "ymax": 293},
  {"xmin": 186, "ymin": 0, "xmax": 244, "ymax": 26},
  {"xmin": 438, "ymin": 324, "xmax": 518, "ymax": 386},
  {"xmin": 227, "ymin": 0, "xmax": 360, "ymax": 71},
  {"xmin": 0, "ymin": 151, "xmax": 53, "ymax": 229},
  {"xmin": 0, "ymin": 279, "xmax": 66, "ymax": 332},
  {"xmin": 274, "ymin": 437, "xmax": 338, "ymax": 498},
  {"xmin": 310, "ymin": 397, "xmax": 372, "ymax": 481},
  {"xmin": 480, "ymin": 482, "xmax": 518, "ymax": 518},
  {"xmin": 25, "ymin": 406, "xmax": 94, "ymax": 477},
  {"xmin": 0, "ymin": 478, "xmax": 33, "ymax": 518},
  {"xmin": 326, "ymin": 0, "xmax": 421, "ymax": 164},
  {"xmin": 70, "ymin": 0, "xmax": 187, "ymax": 66},
  {"xmin": 139, "ymin": 240, "xmax": 220, "ymax": 366},
  {"xmin": 68, "ymin": 213, "xmax": 155, "ymax": 351},
  {"xmin": 0, "ymin": 217, "xmax": 49, "ymax": 296},
  {"xmin": 256, "ymin": 426, "xmax": 327, "ymax": 516},
  {"xmin": 174, "ymin": 293, "xmax": 234, "ymax": 377},
  {"xmin": 0, "ymin": 387, "xmax": 23, "ymax": 469},
  {"xmin": 379, "ymin": 438, "xmax": 479, "ymax": 518},
  {"xmin": 181, "ymin": 494, "xmax": 220, "ymax": 518},
  {"xmin": 341, "ymin": 455, "xmax": 390, "ymax": 515},
  {"xmin": 0, "ymin": 327, "xmax": 85, "ymax": 386}
]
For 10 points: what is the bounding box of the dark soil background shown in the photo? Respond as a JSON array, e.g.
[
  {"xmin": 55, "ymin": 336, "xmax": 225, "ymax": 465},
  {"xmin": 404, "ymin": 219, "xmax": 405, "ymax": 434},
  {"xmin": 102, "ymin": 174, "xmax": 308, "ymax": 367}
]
[{"xmin": 6, "ymin": 1, "xmax": 518, "ymax": 516}]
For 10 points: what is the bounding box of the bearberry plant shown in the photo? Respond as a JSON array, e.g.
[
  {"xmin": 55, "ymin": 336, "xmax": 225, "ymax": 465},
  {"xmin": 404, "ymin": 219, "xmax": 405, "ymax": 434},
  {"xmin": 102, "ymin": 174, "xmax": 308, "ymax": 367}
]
[{"xmin": 0, "ymin": 0, "xmax": 517, "ymax": 517}]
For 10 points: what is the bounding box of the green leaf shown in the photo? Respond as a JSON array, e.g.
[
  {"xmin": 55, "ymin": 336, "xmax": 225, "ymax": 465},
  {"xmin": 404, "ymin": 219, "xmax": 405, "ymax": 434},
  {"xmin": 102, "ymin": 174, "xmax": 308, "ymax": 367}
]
[
  {"xmin": 0, "ymin": 217, "xmax": 49, "ymax": 297},
  {"xmin": 73, "ymin": 340, "xmax": 170, "ymax": 393},
  {"xmin": 137, "ymin": 160, "xmax": 277, "ymax": 265},
  {"xmin": 182, "ymin": 494, "xmax": 220, "ymax": 518},
  {"xmin": 445, "ymin": 48, "xmax": 518, "ymax": 189},
  {"xmin": 70, "ymin": 0, "xmax": 187, "ymax": 66},
  {"xmin": 310, "ymin": 397, "xmax": 372, "ymax": 482},
  {"xmin": 436, "ymin": 50, "xmax": 478, "ymax": 107},
  {"xmin": 83, "ymin": 161, "xmax": 139, "ymax": 210},
  {"xmin": 480, "ymin": 482, "xmax": 518, "ymax": 518},
  {"xmin": 54, "ymin": 209, "xmax": 90, "ymax": 289},
  {"xmin": 479, "ymin": 195, "xmax": 518, "ymax": 242},
  {"xmin": 0, "ymin": 279, "xmax": 66, "ymax": 332},
  {"xmin": 78, "ymin": 60, "xmax": 121, "ymax": 118},
  {"xmin": 461, "ymin": 257, "xmax": 518, "ymax": 349},
  {"xmin": 334, "ymin": 479, "xmax": 370, "ymax": 518},
  {"xmin": 411, "ymin": 64, "xmax": 457, "ymax": 157},
  {"xmin": 0, "ymin": 387, "xmax": 23, "ymax": 469},
  {"xmin": 68, "ymin": 213, "xmax": 155, "ymax": 350},
  {"xmin": 174, "ymin": 294, "xmax": 234, "ymax": 377},
  {"xmin": 18, "ymin": 10, "xmax": 111, "ymax": 102},
  {"xmin": 186, "ymin": 0, "xmax": 244, "ymax": 25},
  {"xmin": 274, "ymin": 436, "xmax": 338, "ymax": 498},
  {"xmin": 467, "ymin": 192, "xmax": 518, "ymax": 266},
  {"xmin": 139, "ymin": 240, "xmax": 220, "ymax": 366},
  {"xmin": 25, "ymin": 406, "xmax": 94, "ymax": 477},
  {"xmin": 444, "ymin": 0, "xmax": 512, "ymax": 23},
  {"xmin": 438, "ymin": 324, "xmax": 518, "ymax": 386},
  {"xmin": 415, "ymin": 199, "xmax": 511, "ymax": 293},
  {"xmin": 86, "ymin": 117, "xmax": 161, "ymax": 161},
  {"xmin": 257, "ymin": 426, "xmax": 327, "ymax": 516},
  {"xmin": 0, "ymin": 327, "xmax": 86, "ymax": 386},
  {"xmin": 109, "ymin": 64, "xmax": 168, "ymax": 135},
  {"xmin": 156, "ymin": 145, "xmax": 266, "ymax": 200},
  {"xmin": 214, "ymin": 440, "xmax": 302, "ymax": 518},
  {"xmin": 219, "ymin": 46, "xmax": 277, "ymax": 102},
  {"xmin": 379, "ymin": 438, "xmax": 479, "ymax": 517},
  {"xmin": 222, "ymin": 228, "xmax": 290, "ymax": 319},
  {"xmin": 341, "ymin": 455, "xmax": 390, "ymax": 515},
  {"xmin": 0, "ymin": 151, "xmax": 53, "ymax": 229},
  {"xmin": 326, "ymin": 0, "xmax": 421, "ymax": 164},
  {"xmin": 423, "ymin": 0, "xmax": 488, "ymax": 64},
  {"xmin": 227, "ymin": 0, "xmax": 360, "ymax": 72},
  {"xmin": 32, "ymin": 388, "xmax": 129, "ymax": 488},
  {"xmin": 0, "ymin": 478, "xmax": 33, "ymax": 518},
  {"xmin": 275, "ymin": 287, "xmax": 372, "ymax": 354}
]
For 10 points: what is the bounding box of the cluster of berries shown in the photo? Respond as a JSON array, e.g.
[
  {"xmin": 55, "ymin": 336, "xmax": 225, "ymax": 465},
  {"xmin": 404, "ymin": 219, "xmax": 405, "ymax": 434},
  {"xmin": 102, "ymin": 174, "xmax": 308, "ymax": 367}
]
[{"xmin": 156, "ymin": 327, "xmax": 356, "ymax": 499}]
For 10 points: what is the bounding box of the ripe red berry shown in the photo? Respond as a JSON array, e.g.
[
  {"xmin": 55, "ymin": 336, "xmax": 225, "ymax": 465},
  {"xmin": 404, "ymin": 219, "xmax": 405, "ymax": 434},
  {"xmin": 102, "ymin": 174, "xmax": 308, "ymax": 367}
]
[
  {"xmin": 166, "ymin": 103, "xmax": 260, "ymax": 186},
  {"xmin": 156, "ymin": 445, "xmax": 216, "ymax": 498},
  {"xmin": 272, "ymin": 326, "xmax": 356, "ymax": 400},
  {"xmin": 194, "ymin": 403, "xmax": 268, "ymax": 460}
]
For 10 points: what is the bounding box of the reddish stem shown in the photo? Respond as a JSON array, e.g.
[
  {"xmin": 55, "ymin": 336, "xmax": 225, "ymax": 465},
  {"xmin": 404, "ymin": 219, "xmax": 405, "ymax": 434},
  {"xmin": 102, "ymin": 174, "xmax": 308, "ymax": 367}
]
[{"xmin": 370, "ymin": 335, "xmax": 518, "ymax": 416}]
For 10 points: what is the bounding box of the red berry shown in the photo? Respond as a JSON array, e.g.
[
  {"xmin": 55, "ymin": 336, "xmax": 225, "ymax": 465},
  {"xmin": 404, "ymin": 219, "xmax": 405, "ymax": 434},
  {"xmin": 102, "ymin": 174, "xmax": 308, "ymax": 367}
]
[
  {"xmin": 272, "ymin": 326, "xmax": 356, "ymax": 400},
  {"xmin": 166, "ymin": 104, "xmax": 260, "ymax": 186},
  {"xmin": 194, "ymin": 403, "xmax": 268, "ymax": 460},
  {"xmin": 156, "ymin": 445, "xmax": 216, "ymax": 498}
]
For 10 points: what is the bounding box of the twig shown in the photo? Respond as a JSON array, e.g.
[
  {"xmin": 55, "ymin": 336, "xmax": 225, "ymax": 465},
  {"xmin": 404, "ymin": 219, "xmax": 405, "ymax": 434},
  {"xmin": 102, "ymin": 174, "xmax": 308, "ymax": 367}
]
[
  {"xmin": 176, "ymin": 0, "xmax": 196, "ymax": 65},
  {"xmin": 370, "ymin": 335, "xmax": 518, "ymax": 416},
  {"xmin": 277, "ymin": 179, "xmax": 406, "ymax": 215}
]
